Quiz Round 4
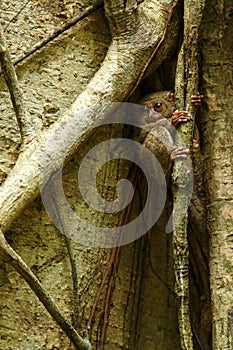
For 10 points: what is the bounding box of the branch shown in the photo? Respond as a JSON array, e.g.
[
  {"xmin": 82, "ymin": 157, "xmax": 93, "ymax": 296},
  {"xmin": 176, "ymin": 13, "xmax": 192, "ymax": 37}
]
[
  {"xmin": 0, "ymin": 24, "xmax": 36, "ymax": 143},
  {"xmin": 0, "ymin": 2, "xmax": 180, "ymax": 346},
  {"xmin": 47, "ymin": 182, "xmax": 80, "ymax": 328},
  {"xmin": 0, "ymin": 0, "xmax": 180, "ymax": 234},
  {"xmin": 172, "ymin": 1, "xmax": 206, "ymax": 349},
  {"xmin": 125, "ymin": 0, "xmax": 180, "ymax": 99},
  {"xmin": 65, "ymin": 236, "xmax": 80, "ymax": 329},
  {"xmin": 0, "ymin": 229, "xmax": 91, "ymax": 350}
]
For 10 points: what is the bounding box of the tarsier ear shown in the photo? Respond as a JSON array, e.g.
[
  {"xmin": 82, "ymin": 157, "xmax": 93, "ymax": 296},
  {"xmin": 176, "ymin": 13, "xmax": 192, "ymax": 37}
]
[{"xmin": 167, "ymin": 91, "xmax": 175, "ymax": 101}]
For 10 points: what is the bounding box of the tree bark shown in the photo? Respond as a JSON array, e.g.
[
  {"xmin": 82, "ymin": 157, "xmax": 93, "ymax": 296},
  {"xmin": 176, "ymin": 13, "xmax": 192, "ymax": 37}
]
[
  {"xmin": 0, "ymin": 0, "xmax": 232, "ymax": 349},
  {"xmin": 0, "ymin": 0, "xmax": 180, "ymax": 234},
  {"xmin": 201, "ymin": 1, "xmax": 233, "ymax": 349}
]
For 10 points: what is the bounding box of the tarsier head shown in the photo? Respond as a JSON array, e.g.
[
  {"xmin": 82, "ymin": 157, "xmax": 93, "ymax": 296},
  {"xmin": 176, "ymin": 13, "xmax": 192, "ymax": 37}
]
[{"xmin": 139, "ymin": 91, "xmax": 176, "ymax": 119}]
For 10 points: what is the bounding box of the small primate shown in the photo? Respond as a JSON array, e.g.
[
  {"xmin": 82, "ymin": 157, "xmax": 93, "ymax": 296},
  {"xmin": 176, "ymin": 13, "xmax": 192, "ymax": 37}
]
[
  {"xmin": 137, "ymin": 91, "xmax": 201, "ymax": 173},
  {"xmin": 117, "ymin": 90, "xmax": 202, "ymax": 225}
]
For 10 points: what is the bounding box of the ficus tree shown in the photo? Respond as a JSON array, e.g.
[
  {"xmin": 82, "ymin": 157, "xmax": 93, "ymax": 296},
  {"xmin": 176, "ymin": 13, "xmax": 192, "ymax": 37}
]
[{"xmin": 0, "ymin": 0, "xmax": 232, "ymax": 349}]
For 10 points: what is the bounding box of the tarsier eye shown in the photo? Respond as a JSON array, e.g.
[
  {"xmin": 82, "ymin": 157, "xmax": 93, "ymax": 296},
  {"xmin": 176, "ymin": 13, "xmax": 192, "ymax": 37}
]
[{"xmin": 154, "ymin": 102, "xmax": 163, "ymax": 111}]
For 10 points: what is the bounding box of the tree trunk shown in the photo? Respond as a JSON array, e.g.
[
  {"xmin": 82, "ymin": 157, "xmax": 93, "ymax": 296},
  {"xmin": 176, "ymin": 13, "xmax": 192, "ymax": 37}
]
[
  {"xmin": 201, "ymin": 1, "xmax": 233, "ymax": 349},
  {"xmin": 0, "ymin": 0, "xmax": 232, "ymax": 349}
]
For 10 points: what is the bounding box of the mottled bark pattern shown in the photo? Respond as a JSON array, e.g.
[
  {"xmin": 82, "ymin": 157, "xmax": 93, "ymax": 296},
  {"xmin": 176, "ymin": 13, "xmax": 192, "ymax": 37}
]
[{"xmin": 201, "ymin": 1, "xmax": 233, "ymax": 349}]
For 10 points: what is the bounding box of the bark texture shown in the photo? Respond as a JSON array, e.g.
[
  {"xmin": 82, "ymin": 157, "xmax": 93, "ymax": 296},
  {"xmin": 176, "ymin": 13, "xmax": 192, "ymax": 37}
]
[
  {"xmin": 0, "ymin": 0, "xmax": 183, "ymax": 349},
  {"xmin": 0, "ymin": 0, "xmax": 232, "ymax": 349},
  {"xmin": 201, "ymin": 1, "xmax": 233, "ymax": 349}
]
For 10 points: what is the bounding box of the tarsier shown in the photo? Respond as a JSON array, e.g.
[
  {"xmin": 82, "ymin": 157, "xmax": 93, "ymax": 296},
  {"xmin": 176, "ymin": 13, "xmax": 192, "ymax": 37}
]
[
  {"xmin": 116, "ymin": 90, "xmax": 201, "ymax": 227},
  {"xmin": 137, "ymin": 90, "xmax": 201, "ymax": 175}
]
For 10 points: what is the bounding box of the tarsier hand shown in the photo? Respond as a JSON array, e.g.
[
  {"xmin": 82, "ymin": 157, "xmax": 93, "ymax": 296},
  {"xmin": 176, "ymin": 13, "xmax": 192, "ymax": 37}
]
[
  {"xmin": 170, "ymin": 146, "xmax": 189, "ymax": 161},
  {"xmin": 191, "ymin": 93, "xmax": 203, "ymax": 106},
  {"xmin": 171, "ymin": 93, "xmax": 203, "ymax": 153},
  {"xmin": 171, "ymin": 110, "xmax": 191, "ymax": 128},
  {"xmin": 170, "ymin": 93, "xmax": 203, "ymax": 127},
  {"xmin": 190, "ymin": 93, "xmax": 203, "ymax": 151}
]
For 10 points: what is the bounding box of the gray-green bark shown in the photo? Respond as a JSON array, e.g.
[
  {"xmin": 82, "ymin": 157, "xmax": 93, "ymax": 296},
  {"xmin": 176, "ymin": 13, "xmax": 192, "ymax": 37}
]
[
  {"xmin": 201, "ymin": 1, "xmax": 233, "ymax": 349},
  {"xmin": 0, "ymin": 0, "xmax": 232, "ymax": 349},
  {"xmin": 172, "ymin": 1, "xmax": 206, "ymax": 349},
  {"xmin": 0, "ymin": 0, "xmax": 183, "ymax": 349}
]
